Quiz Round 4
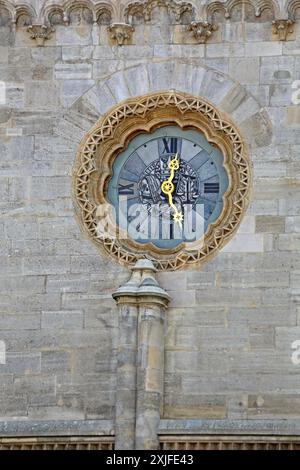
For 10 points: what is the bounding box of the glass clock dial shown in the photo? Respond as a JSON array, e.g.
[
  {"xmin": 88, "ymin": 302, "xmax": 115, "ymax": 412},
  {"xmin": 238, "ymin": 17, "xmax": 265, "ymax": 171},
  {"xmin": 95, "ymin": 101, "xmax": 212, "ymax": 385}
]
[{"xmin": 107, "ymin": 126, "xmax": 229, "ymax": 249}]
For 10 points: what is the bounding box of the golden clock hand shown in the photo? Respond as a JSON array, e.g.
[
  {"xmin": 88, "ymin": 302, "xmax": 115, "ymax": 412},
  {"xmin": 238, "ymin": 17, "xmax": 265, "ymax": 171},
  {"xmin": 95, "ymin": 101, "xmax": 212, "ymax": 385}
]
[{"xmin": 161, "ymin": 153, "xmax": 183, "ymax": 228}]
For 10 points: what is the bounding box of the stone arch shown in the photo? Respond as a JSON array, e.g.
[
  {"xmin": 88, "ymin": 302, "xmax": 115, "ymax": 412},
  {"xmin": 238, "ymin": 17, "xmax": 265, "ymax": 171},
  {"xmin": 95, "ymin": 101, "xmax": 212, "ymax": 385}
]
[
  {"xmin": 95, "ymin": 2, "xmax": 116, "ymax": 25},
  {"xmin": 124, "ymin": 0, "xmax": 196, "ymax": 25},
  {"xmin": 205, "ymin": 0, "xmax": 279, "ymax": 21},
  {"xmin": 57, "ymin": 59, "xmax": 272, "ymax": 150},
  {"xmin": 40, "ymin": 2, "xmax": 66, "ymax": 26},
  {"xmin": 64, "ymin": 0, "xmax": 96, "ymax": 24},
  {"xmin": 15, "ymin": 4, "xmax": 37, "ymax": 26},
  {"xmin": 0, "ymin": 0, "xmax": 15, "ymax": 25},
  {"xmin": 286, "ymin": 0, "xmax": 300, "ymax": 19}
]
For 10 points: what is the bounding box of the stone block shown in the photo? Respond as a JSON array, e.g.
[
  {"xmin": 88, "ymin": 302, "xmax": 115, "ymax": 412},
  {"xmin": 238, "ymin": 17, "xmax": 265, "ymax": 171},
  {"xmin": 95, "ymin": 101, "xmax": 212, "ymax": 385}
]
[
  {"xmin": 92, "ymin": 46, "xmax": 116, "ymax": 60},
  {"xmin": 55, "ymin": 26, "xmax": 92, "ymax": 46},
  {"xmin": 0, "ymin": 352, "xmax": 41, "ymax": 374},
  {"xmin": 92, "ymin": 60, "xmax": 120, "ymax": 80},
  {"xmin": 260, "ymin": 56, "xmax": 294, "ymax": 85},
  {"xmin": 286, "ymin": 216, "xmax": 300, "ymax": 232},
  {"xmin": 245, "ymin": 23, "xmax": 272, "ymax": 42},
  {"xmin": 41, "ymin": 351, "xmax": 71, "ymax": 373},
  {"xmin": 245, "ymin": 42, "xmax": 282, "ymax": 57},
  {"xmin": 199, "ymin": 70, "xmax": 234, "ymax": 106},
  {"xmin": 246, "ymin": 84, "xmax": 270, "ymax": 107},
  {"xmin": 31, "ymin": 176, "xmax": 70, "ymax": 200},
  {"xmin": 46, "ymin": 274, "xmax": 90, "ymax": 293},
  {"xmin": 106, "ymin": 71, "xmax": 131, "ymax": 102},
  {"xmin": 237, "ymin": 216, "xmax": 256, "ymax": 233},
  {"xmin": 55, "ymin": 63, "xmax": 92, "ymax": 80},
  {"xmin": 278, "ymin": 234, "xmax": 300, "ymax": 251},
  {"xmin": 23, "ymin": 255, "xmax": 70, "ymax": 275},
  {"xmin": 61, "ymin": 79, "xmax": 95, "ymax": 107},
  {"xmin": 231, "ymin": 95, "xmax": 261, "ymax": 124},
  {"xmin": 249, "ymin": 325, "xmax": 275, "ymax": 350},
  {"xmin": 118, "ymin": 46, "xmax": 153, "ymax": 60},
  {"xmin": 147, "ymin": 61, "xmax": 176, "ymax": 92},
  {"xmin": 0, "ymin": 46, "xmax": 8, "ymax": 63},
  {"xmin": 14, "ymin": 376, "xmax": 56, "ymax": 406},
  {"xmin": 249, "ymin": 199, "xmax": 278, "ymax": 215},
  {"xmin": 0, "ymin": 311, "xmax": 41, "ymax": 330},
  {"xmin": 195, "ymin": 287, "xmax": 261, "ymax": 308},
  {"xmin": 206, "ymin": 43, "xmax": 244, "ymax": 58},
  {"xmin": 125, "ymin": 65, "xmax": 150, "ymax": 97},
  {"xmin": 41, "ymin": 311, "xmax": 84, "ymax": 329},
  {"xmin": 229, "ymin": 58, "xmax": 259, "ymax": 84},
  {"xmin": 219, "ymin": 270, "xmax": 289, "ymax": 288},
  {"xmin": 227, "ymin": 307, "xmax": 296, "ymax": 327},
  {"xmin": 62, "ymin": 46, "xmax": 93, "ymax": 61},
  {"xmin": 25, "ymin": 81, "xmax": 60, "ymax": 109},
  {"xmin": 221, "ymin": 234, "xmax": 264, "ymax": 253},
  {"xmin": 0, "ymin": 256, "xmax": 23, "ymax": 275},
  {"xmin": 255, "ymin": 216, "xmax": 285, "ymax": 233},
  {"xmin": 221, "ymin": 22, "xmax": 244, "ymax": 43},
  {"xmin": 153, "ymin": 45, "xmax": 204, "ymax": 58},
  {"xmin": 163, "ymin": 393, "xmax": 227, "ymax": 419},
  {"xmin": 287, "ymin": 106, "xmax": 300, "ymax": 126},
  {"xmin": 247, "ymin": 394, "xmax": 300, "ymax": 418},
  {"xmin": 270, "ymin": 84, "xmax": 294, "ymax": 107},
  {"xmin": 262, "ymin": 288, "xmax": 290, "ymax": 306}
]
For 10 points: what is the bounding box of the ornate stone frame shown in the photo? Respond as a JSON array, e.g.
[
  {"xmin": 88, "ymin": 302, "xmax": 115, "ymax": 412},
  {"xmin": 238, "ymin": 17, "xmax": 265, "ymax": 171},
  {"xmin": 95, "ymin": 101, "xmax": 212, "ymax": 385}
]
[{"xmin": 73, "ymin": 90, "xmax": 251, "ymax": 271}]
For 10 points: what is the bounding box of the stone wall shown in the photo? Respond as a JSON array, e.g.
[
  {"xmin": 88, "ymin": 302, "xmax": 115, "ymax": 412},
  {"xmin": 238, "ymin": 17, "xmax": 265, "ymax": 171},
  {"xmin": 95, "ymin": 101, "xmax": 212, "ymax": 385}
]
[{"xmin": 0, "ymin": 0, "xmax": 300, "ymax": 434}]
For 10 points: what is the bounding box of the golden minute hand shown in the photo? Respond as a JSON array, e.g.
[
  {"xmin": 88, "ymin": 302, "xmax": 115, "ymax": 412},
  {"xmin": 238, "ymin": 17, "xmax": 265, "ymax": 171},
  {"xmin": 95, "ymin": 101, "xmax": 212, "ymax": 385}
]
[{"xmin": 161, "ymin": 154, "xmax": 183, "ymax": 227}]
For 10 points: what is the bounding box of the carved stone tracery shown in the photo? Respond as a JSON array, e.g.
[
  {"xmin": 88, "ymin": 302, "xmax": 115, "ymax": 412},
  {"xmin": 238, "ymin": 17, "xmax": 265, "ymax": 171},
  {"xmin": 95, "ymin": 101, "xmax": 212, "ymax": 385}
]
[
  {"xmin": 0, "ymin": 1, "xmax": 298, "ymax": 42},
  {"xmin": 188, "ymin": 20, "xmax": 218, "ymax": 42},
  {"xmin": 73, "ymin": 90, "xmax": 251, "ymax": 271},
  {"xmin": 108, "ymin": 22, "xmax": 135, "ymax": 44},
  {"xmin": 125, "ymin": 0, "xmax": 195, "ymax": 24}
]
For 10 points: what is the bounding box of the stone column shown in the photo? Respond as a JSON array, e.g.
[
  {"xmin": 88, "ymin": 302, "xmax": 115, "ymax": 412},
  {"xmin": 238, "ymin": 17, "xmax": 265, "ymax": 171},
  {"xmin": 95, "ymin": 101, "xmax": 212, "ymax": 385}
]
[
  {"xmin": 112, "ymin": 260, "xmax": 170, "ymax": 450},
  {"xmin": 112, "ymin": 265, "xmax": 140, "ymax": 450}
]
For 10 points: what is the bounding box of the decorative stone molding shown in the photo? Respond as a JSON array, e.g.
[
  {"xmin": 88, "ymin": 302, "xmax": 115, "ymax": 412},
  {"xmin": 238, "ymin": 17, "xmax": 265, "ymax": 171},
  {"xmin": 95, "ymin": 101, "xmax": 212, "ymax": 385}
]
[
  {"xmin": 108, "ymin": 22, "xmax": 134, "ymax": 45},
  {"xmin": 0, "ymin": 437, "xmax": 114, "ymax": 450},
  {"xmin": 160, "ymin": 435, "xmax": 300, "ymax": 450},
  {"xmin": 272, "ymin": 18, "xmax": 295, "ymax": 40},
  {"xmin": 27, "ymin": 23, "xmax": 54, "ymax": 46},
  {"xmin": 125, "ymin": 0, "xmax": 195, "ymax": 24},
  {"xmin": 206, "ymin": 0, "xmax": 278, "ymax": 20},
  {"xmin": 187, "ymin": 20, "xmax": 217, "ymax": 43},
  {"xmin": 72, "ymin": 90, "xmax": 251, "ymax": 271},
  {"xmin": 0, "ymin": 0, "xmax": 298, "ymax": 27}
]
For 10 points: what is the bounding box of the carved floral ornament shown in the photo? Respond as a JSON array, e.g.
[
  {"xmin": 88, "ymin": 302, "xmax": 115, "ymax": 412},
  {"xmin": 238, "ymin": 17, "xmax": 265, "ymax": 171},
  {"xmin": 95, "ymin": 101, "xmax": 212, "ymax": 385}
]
[
  {"xmin": 72, "ymin": 91, "xmax": 251, "ymax": 271},
  {"xmin": 0, "ymin": 0, "xmax": 299, "ymax": 44}
]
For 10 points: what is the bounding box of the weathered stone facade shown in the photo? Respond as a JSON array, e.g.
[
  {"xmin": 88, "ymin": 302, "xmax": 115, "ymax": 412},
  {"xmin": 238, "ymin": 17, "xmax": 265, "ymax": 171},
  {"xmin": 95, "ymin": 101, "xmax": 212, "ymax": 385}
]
[{"xmin": 1, "ymin": 0, "xmax": 300, "ymax": 448}]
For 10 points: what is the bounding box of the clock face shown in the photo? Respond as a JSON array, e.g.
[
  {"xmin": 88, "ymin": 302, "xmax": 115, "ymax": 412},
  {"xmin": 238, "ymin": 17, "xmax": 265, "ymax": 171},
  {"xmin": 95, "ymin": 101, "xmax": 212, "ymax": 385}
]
[{"xmin": 107, "ymin": 126, "xmax": 229, "ymax": 250}]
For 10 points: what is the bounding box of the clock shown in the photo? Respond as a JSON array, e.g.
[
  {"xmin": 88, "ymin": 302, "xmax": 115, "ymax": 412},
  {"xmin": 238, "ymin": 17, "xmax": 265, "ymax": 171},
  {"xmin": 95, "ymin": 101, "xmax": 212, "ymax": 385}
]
[
  {"xmin": 107, "ymin": 126, "xmax": 229, "ymax": 250},
  {"xmin": 73, "ymin": 91, "xmax": 250, "ymax": 270}
]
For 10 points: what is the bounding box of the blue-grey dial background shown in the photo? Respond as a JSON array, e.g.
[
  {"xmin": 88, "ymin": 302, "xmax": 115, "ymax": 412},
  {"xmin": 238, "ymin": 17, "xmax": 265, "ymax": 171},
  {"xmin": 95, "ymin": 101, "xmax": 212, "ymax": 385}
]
[{"xmin": 107, "ymin": 126, "xmax": 229, "ymax": 249}]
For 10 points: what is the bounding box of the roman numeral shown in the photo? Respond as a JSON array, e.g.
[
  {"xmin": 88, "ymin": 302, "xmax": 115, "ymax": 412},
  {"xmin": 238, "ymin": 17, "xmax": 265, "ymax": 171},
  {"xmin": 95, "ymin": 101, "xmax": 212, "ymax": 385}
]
[
  {"xmin": 162, "ymin": 138, "xmax": 178, "ymax": 154},
  {"xmin": 118, "ymin": 183, "xmax": 134, "ymax": 195},
  {"xmin": 204, "ymin": 183, "xmax": 219, "ymax": 194}
]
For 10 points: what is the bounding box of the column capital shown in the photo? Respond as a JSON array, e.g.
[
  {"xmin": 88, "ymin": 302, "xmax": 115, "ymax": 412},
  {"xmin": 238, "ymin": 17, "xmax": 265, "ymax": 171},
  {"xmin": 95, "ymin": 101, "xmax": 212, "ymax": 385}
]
[{"xmin": 112, "ymin": 260, "xmax": 171, "ymax": 307}]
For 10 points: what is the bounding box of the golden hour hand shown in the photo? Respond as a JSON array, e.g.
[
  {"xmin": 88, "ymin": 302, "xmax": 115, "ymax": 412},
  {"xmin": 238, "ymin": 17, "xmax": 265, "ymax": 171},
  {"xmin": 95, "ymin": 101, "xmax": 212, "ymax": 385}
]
[{"xmin": 161, "ymin": 153, "xmax": 183, "ymax": 228}]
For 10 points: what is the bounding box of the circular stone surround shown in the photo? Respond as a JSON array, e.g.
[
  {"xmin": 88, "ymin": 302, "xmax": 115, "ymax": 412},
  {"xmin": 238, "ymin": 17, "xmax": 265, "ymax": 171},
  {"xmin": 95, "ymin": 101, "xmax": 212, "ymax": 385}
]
[{"xmin": 72, "ymin": 90, "xmax": 252, "ymax": 271}]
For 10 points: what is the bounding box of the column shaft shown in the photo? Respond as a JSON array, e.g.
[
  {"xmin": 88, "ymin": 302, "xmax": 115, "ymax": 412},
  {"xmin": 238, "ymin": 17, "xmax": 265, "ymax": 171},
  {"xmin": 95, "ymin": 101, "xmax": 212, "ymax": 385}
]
[
  {"xmin": 114, "ymin": 300, "xmax": 138, "ymax": 450},
  {"xmin": 135, "ymin": 303, "xmax": 165, "ymax": 450}
]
